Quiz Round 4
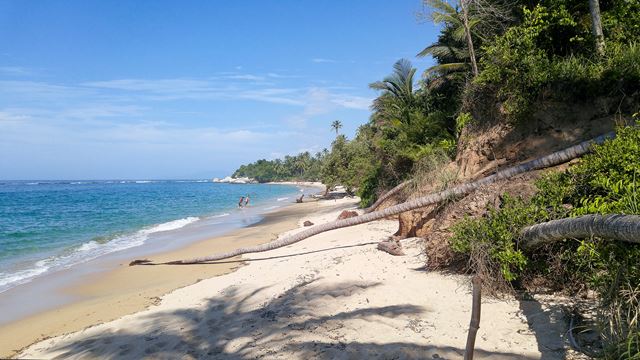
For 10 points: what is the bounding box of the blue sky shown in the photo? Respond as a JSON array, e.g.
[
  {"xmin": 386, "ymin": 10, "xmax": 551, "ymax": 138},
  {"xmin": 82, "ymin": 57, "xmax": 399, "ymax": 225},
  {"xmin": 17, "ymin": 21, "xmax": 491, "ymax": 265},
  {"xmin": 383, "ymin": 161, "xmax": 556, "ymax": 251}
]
[{"xmin": 0, "ymin": 0, "xmax": 438, "ymax": 179}]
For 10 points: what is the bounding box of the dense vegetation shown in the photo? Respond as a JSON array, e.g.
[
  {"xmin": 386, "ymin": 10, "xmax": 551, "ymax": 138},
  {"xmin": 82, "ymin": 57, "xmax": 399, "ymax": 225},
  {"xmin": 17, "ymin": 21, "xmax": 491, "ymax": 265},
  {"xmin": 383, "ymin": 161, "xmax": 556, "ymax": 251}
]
[
  {"xmin": 451, "ymin": 122, "xmax": 640, "ymax": 356},
  {"xmin": 232, "ymin": 151, "xmax": 324, "ymax": 183},
  {"xmin": 230, "ymin": 0, "xmax": 640, "ymax": 355}
]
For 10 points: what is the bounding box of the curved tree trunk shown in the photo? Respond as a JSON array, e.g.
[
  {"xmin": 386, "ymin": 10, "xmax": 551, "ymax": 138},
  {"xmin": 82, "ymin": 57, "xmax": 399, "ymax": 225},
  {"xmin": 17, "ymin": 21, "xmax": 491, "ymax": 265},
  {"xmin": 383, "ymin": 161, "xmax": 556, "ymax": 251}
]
[
  {"xmin": 364, "ymin": 180, "xmax": 412, "ymax": 213},
  {"xmin": 131, "ymin": 132, "xmax": 614, "ymax": 266},
  {"xmin": 520, "ymin": 214, "xmax": 640, "ymax": 251}
]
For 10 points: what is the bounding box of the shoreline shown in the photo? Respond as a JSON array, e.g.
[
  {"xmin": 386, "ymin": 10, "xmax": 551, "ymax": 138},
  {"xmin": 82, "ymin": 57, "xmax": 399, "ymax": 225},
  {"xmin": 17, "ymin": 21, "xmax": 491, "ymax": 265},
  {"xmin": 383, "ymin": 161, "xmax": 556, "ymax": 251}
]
[
  {"xmin": 0, "ymin": 199, "xmax": 332, "ymax": 358},
  {"xmin": 15, "ymin": 197, "xmax": 565, "ymax": 359}
]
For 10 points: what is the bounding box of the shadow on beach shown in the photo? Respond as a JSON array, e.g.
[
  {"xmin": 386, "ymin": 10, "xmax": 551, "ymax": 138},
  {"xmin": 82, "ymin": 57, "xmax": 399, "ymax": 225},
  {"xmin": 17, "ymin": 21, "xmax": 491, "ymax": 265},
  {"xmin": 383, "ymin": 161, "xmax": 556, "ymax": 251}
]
[{"xmin": 45, "ymin": 278, "xmax": 540, "ymax": 359}]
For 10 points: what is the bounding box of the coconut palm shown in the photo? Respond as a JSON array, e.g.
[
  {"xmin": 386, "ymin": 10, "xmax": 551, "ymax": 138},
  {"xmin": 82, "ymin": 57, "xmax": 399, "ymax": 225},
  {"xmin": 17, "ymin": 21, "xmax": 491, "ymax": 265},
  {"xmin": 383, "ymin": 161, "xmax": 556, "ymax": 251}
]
[
  {"xmin": 520, "ymin": 214, "xmax": 640, "ymax": 250},
  {"xmin": 130, "ymin": 132, "xmax": 615, "ymax": 266},
  {"xmin": 421, "ymin": 0, "xmax": 480, "ymax": 77},
  {"xmin": 589, "ymin": 0, "xmax": 605, "ymax": 56},
  {"xmin": 369, "ymin": 59, "xmax": 417, "ymax": 110},
  {"xmin": 418, "ymin": 26, "xmax": 471, "ymax": 89},
  {"xmin": 331, "ymin": 120, "xmax": 343, "ymax": 136}
]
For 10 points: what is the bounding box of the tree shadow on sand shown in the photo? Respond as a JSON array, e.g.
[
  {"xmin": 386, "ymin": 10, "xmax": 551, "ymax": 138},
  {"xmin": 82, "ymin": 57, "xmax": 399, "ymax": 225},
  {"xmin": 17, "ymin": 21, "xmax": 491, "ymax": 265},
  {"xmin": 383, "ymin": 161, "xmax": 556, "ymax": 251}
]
[{"xmin": 47, "ymin": 279, "xmax": 540, "ymax": 359}]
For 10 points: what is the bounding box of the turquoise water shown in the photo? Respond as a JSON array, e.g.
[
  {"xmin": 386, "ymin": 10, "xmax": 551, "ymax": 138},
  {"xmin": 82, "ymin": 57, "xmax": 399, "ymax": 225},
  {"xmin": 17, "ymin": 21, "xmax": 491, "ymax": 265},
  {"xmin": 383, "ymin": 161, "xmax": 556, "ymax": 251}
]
[{"xmin": 0, "ymin": 180, "xmax": 301, "ymax": 293}]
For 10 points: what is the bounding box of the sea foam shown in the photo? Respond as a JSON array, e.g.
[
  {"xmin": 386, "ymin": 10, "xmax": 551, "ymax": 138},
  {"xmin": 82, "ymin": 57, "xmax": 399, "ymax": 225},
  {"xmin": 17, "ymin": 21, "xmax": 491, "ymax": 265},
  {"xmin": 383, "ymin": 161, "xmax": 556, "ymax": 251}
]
[{"xmin": 0, "ymin": 216, "xmax": 200, "ymax": 293}]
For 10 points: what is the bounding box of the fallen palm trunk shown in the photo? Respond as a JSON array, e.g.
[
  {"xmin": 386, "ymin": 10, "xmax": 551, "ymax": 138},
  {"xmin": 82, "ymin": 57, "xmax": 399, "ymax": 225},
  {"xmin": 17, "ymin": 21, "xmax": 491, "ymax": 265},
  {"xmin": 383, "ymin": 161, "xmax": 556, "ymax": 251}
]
[
  {"xmin": 520, "ymin": 214, "xmax": 640, "ymax": 251},
  {"xmin": 130, "ymin": 132, "xmax": 615, "ymax": 266},
  {"xmin": 364, "ymin": 180, "xmax": 411, "ymax": 213}
]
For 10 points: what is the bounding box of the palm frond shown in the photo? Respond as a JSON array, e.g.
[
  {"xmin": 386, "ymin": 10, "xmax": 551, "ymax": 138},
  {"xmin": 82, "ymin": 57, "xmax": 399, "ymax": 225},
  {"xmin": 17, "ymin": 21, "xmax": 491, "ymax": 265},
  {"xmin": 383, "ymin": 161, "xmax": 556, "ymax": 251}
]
[{"xmin": 423, "ymin": 62, "xmax": 469, "ymax": 77}]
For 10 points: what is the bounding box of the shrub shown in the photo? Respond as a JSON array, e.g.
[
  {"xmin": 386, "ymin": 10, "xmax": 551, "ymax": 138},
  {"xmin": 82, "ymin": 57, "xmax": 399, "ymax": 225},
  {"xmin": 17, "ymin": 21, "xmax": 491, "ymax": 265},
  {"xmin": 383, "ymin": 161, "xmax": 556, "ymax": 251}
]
[{"xmin": 450, "ymin": 124, "xmax": 640, "ymax": 353}]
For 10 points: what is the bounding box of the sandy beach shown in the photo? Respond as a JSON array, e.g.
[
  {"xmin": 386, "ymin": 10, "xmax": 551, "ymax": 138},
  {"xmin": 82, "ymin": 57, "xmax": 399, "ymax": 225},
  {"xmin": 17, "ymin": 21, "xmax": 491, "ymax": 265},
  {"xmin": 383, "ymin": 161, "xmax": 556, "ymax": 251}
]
[
  {"xmin": 9, "ymin": 198, "xmax": 571, "ymax": 359},
  {"xmin": 0, "ymin": 201, "xmax": 324, "ymax": 358}
]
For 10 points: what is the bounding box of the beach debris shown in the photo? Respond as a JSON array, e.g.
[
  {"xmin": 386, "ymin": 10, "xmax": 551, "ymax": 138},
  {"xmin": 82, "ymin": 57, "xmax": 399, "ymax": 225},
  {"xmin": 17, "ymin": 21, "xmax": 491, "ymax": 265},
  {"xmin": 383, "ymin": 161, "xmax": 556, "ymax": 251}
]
[
  {"xmin": 303, "ymin": 220, "xmax": 314, "ymax": 227},
  {"xmin": 377, "ymin": 238, "xmax": 405, "ymax": 256},
  {"xmin": 129, "ymin": 259, "xmax": 153, "ymax": 266},
  {"xmin": 129, "ymin": 132, "xmax": 615, "ymax": 266},
  {"xmin": 337, "ymin": 210, "xmax": 358, "ymax": 220}
]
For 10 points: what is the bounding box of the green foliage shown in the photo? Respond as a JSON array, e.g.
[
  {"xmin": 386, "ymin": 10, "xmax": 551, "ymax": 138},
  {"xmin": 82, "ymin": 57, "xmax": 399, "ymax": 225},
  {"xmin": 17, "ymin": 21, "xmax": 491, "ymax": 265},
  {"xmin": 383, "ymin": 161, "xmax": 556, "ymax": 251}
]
[
  {"xmin": 357, "ymin": 166, "xmax": 381, "ymax": 208},
  {"xmin": 450, "ymin": 125, "xmax": 640, "ymax": 353},
  {"xmin": 476, "ymin": 1, "xmax": 640, "ymax": 122},
  {"xmin": 451, "ymin": 124, "xmax": 640, "ymax": 284},
  {"xmin": 233, "ymin": 151, "xmax": 324, "ymax": 183},
  {"xmin": 455, "ymin": 112, "xmax": 474, "ymax": 138},
  {"xmin": 450, "ymin": 195, "xmax": 529, "ymax": 281}
]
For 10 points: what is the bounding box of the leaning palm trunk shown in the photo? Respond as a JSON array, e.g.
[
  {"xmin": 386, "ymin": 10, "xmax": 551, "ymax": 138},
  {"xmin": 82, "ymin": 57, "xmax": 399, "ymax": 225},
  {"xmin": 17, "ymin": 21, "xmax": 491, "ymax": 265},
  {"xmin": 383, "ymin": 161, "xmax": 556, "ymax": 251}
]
[
  {"xmin": 364, "ymin": 180, "xmax": 412, "ymax": 213},
  {"xmin": 131, "ymin": 132, "xmax": 614, "ymax": 266},
  {"xmin": 520, "ymin": 214, "xmax": 640, "ymax": 251}
]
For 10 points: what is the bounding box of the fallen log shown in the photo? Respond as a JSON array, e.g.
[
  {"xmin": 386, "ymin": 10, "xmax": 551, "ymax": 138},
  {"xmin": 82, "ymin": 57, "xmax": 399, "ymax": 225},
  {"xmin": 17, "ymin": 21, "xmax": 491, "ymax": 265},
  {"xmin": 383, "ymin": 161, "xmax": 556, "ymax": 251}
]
[
  {"xmin": 520, "ymin": 214, "xmax": 640, "ymax": 251},
  {"xmin": 130, "ymin": 132, "xmax": 615, "ymax": 266},
  {"xmin": 364, "ymin": 180, "xmax": 411, "ymax": 213}
]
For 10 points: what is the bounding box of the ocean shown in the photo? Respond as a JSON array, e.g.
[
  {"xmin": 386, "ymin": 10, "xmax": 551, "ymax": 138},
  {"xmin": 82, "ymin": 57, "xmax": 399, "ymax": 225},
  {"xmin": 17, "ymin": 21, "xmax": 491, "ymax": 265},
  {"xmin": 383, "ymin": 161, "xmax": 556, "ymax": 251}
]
[{"xmin": 0, "ymin": 180, "xmax": 303, "ymax": 294}]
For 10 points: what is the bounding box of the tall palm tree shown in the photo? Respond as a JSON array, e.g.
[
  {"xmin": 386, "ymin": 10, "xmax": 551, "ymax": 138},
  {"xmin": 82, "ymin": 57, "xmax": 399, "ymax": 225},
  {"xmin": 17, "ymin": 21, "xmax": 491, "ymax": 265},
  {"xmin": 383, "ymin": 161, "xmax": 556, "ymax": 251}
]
[
  {"xmin": 417, "ymin": 25, "xmax": 470, "ymax": 88},
  {"xmin": 131, "ymin": 132, "xmax": 615, "ymax": 265},
  {"xmin": 331, "ymin": 120, "xmax": 343, "ymax": 136},
  {"xmin": 421, "ymin": 0, "xmax": 480, "ymax": 77}
]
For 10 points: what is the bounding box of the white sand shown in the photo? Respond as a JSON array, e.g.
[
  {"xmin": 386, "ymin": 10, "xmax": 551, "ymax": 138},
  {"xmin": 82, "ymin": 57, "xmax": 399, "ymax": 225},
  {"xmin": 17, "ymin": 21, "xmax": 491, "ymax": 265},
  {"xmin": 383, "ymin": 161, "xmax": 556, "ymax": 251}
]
[{"xmin": 19, "ymin": 198, "xmax": 568, "ymax": 359}]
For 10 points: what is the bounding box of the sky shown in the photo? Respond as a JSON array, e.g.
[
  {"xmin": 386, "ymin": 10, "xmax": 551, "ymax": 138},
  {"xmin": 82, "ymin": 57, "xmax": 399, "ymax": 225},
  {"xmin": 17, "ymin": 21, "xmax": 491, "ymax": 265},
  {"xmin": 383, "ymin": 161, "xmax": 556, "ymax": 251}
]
[{"xmin": 0, "ymin": 0, "xmax": 439, "ymax": 180}]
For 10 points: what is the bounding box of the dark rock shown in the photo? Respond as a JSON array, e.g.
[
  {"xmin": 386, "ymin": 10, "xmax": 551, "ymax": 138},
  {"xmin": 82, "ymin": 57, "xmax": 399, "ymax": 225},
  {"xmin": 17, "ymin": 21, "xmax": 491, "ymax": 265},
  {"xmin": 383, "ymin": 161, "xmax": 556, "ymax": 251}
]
[{"xmin": 337, "ymin": 210, "xmax": 358, "ymax": 220}]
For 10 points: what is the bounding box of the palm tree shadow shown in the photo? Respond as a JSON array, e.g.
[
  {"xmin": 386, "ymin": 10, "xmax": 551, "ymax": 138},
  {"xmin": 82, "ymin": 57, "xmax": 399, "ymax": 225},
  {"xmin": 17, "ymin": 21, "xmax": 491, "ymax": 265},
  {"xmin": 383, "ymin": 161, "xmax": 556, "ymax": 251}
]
[
  {"xmin": 518, "ymin": 292, "xmax": 568, "ymax": 360},
  {"xmin": 47, "ymin": 279, "xmax": 540, "ymax": 359}
]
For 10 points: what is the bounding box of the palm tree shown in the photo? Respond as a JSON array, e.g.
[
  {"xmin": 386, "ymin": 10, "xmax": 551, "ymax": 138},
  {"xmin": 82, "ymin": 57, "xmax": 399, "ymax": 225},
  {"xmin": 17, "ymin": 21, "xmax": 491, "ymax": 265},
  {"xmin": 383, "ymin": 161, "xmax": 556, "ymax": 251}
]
[
  {"xmin": 417, "ymin": 26, "xmax": 470, "ymax": 89},
  {"xmin": 369, "ymin": 59, "xmax": 418, "ymax": 128},
  {"xmin": 421, "ymin": 0, "xmax": 480, "ymax": 77},
  {"xmin": 369, "ymin": 59, "xmax": 417, "ymax": 109},
  {"xmin": 130, "ymin": 132, "xmax": 615, "ymax": 265},
  {"xmin": 589, "ymin": 0, "xmax": 605, "ymax": 56},
  {"xmin": 331, "ymin": 120, "xmax": 343, "ymax": 136},
  {"xmin": 520, "ymin": 214, "xmax": 640, "ymax": 250}
]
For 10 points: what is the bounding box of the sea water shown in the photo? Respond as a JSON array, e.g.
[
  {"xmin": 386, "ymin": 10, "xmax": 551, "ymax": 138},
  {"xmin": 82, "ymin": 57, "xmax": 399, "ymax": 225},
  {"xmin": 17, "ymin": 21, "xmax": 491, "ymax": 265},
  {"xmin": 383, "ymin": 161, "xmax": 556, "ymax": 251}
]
[{"xmin": 0, "ymin": 180, "xmax": 302, "ymax": 294}]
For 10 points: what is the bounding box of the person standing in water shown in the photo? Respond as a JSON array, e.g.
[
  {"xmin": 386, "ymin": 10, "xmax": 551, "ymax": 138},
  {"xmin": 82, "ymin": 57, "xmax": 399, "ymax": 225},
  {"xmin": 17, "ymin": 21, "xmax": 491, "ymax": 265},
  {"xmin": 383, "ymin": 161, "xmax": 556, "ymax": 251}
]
[
  {"xmin": 244, "ymin": 195, "xmax": 250, "ymax": 206},
  {"xmin": 238, "ymin": 196, "xmax": 245, "ymax": 208}
]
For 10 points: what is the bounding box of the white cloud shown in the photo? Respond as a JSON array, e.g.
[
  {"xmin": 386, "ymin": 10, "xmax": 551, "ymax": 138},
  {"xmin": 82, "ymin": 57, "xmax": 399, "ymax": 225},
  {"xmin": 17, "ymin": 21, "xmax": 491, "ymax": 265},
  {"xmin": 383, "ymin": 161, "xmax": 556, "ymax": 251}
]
[
  {"xmin": 224, "ymin": 74, "xmax": 265, "ymax": 81},
  {"xmin": 0, "ymin": 66, "xmax": 33, "ymax": 76},
  {"xmin": 311, "ymin": 58, "xmax": 338, "ymax": 63},
  {"xmin": 330, "ymin": 95, "xmax": 372, "ymax": 110}
]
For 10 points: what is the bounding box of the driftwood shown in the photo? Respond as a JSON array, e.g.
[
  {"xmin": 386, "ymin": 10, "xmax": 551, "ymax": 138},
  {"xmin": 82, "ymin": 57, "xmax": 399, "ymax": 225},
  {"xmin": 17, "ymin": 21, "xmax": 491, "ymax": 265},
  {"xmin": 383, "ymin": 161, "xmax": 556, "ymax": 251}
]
[
  {"xmin": 520, "ymin": 214, "xmax": 640, "ymax": 251},
  {"xmin": 130, "ymin": 132, "xmax": 615, "ymax": 266},
  {"xmin": 364, "ymin": 180, "xmax": 411, "ymax": 213},
  {"xmin": 377, "ymin": 239, "xmax": 405, "ymax": 256},
  {"xmin": 464, "ymin": 276, "xmax": 482, "ymax": 360}
]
